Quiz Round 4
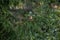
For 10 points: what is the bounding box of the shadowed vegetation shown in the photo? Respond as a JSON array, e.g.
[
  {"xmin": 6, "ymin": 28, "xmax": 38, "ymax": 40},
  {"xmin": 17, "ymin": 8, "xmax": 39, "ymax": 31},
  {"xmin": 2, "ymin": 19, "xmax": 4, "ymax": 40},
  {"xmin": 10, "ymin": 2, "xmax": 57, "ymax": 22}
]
[{"xmin": 0, "ymin": 0, "xmax": 60, "ymax": 40}]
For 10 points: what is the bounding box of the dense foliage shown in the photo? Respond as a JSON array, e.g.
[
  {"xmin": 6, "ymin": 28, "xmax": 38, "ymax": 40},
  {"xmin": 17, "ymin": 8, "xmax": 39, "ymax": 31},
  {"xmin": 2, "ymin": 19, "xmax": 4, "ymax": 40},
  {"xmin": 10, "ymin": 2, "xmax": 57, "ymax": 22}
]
[{"xmin": 0, "ymin": 0, "xmax": 60, "ymax": 40}]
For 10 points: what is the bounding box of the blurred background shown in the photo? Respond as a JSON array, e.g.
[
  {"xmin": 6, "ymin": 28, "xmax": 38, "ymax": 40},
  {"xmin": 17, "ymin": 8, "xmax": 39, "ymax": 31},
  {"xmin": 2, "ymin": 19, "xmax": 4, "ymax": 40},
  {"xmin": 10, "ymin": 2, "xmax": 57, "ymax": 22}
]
[{"xmin": 0, "ymin": 0, "xmax": 60, "ymax": 40}]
